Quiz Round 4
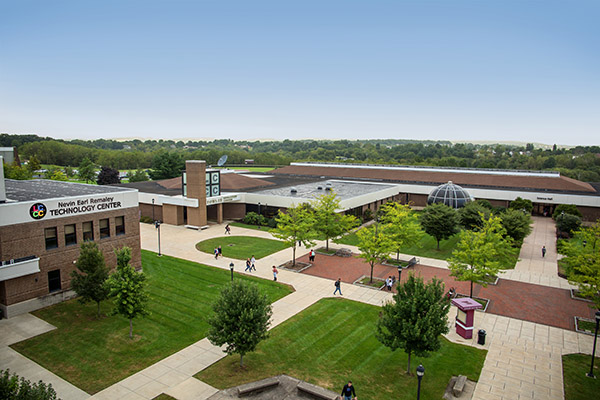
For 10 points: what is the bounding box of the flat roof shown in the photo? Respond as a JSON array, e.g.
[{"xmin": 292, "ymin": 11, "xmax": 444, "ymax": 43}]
[
  {"xmin": 4, "ymin": 179, "xmax": 134, "ymax": 202},
  {"xmin": 252, "ymin": 179, "xmax": 395, "ymax": 200}
]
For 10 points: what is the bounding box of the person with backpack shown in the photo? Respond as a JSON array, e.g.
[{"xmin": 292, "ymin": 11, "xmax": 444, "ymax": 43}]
[
  {"xmin": 340, "ymin": 381, "xmax": 357, "ymax": 400},
  {"xmin": 334, "ymin": 278, "xmax": 342, "ymax": 296}
]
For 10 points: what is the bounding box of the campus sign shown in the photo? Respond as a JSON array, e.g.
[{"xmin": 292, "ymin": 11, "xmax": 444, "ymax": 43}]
[{"xmin": 206, "ymin": 194, "xmax": 240, "ymax": 205}]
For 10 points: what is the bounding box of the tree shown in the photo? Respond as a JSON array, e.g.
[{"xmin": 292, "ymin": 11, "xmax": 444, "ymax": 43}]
[
  {"xmin": 97, "ymin": 166, "xmax": 121, "ymax": 185},
  {"xmin": 3, "ymin": 161, "xmax": 32, "ymax": 180},
  {"xmin": 357, "ymin": 224, "xmax": 394, "ymax": 283},
  {"xmin": 499, "ymin": 208, "xmax": 532, "ymax": 243},
  {"xmin": 126, "ymin": 169, "xmax": 149, "ymax": 182},
  {"xmin": 562, "ymin": 221, "xmax": 600, "ymax": 309},
  {"xmin": 270, "ymin": 204, "xmax": 316, "ymax": 266},
  {"xmin": 420, "ymin": 203, "xmax": 460, "ymax": 250},
  {"xmin": 379, "ymin": 202, "xmax": 424, "ymax": 260},
  {"xmin": 458, "ymin": 202, "xmax": 490, "ymax": 230},
  {"xmin": 78, "ymin": 157, "xmax": 96, "ymax": 183},
  {"xmin": 26, "ymin": 154, "xmax": 41, "ymax": 173},
  {"xmin": 509, "ymin": 197, "xmax": 533, "ymax": 213},
  {"xmin": 207, "ymin": 281, "xmax": 272, "ymax": 367},
  {"xmin": 552, "ymin": 204, "xmax": 583, "ymax": 220},
  {"xmin": 448, "ymin": 215, "xmax": 514, "ymax": 298},
  {"xmin": 108, "ymin": 247, "xmax": 149, "ymax": 338},
  {"xmin": 376, "ymin": 274, "xmax": 450, "ymax": 374},
  {"xmin": 149, "ymin": 151, "xmax": 185, "ymax": 180},
  {"xmin": 312, "ymin": 191, "xmax": 358, "ymax": 251},
  {"xmin": 71, "ymin": 242, "xmax": 111, "ymax": 318},
  {"xmin": 1, "ymin": 368, "xmax": 58, "ymax": 400},
  {"xmin": 50, "ymin": 170, "xmax": 68, "ymax": 181},
  {"xmin": 556, "ymin": 213, "xmax": 582, "ymax": 237}
]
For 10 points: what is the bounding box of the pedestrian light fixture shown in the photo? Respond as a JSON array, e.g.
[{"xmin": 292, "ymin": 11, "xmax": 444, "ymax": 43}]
[
  {"xmin": 154, "ymin": 220, "xmax": 162, "ymax": 257},
  {"xmin": 587, "ymin": 310, "xmax": 600, "ymax": 378},
  {"xmin": 229, "ymin": 262, "xmax": 234, "ymax": 282},
  {"xmin": 416, "ymin": 364, "xmax": 425, "ymax": 400}
]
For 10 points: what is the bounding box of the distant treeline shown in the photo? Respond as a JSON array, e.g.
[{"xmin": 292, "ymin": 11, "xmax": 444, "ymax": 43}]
[{"xmin": 2, "ymin": 133, "xmax": 600, "ymax": 181}]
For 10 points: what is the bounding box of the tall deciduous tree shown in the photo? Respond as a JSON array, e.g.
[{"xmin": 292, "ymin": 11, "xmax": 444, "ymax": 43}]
[
  {"xmin": 499, "ymin": 208, "xmax": 532, "ymax": 243},
  {"xmin": 448, "ymin": 215, "xmax": 514, "ymax": 298},
  {"xmin": 207, "ymin": 281, "xmax": 272, "ymax": 367},
  {"xmin": 271, "ymin": 204, "xmax": 316, "ymax": 266},
  {"xmin": 376, "ymin": 274, "xmax": 450, "ymax": 374},
  {"xmin": 96, "ymin": 166, "xmax": 121, "ymax": 185},
  {"xmin": 357, "ymin": 224, "xmax": 394, "ymax": 283},
  {"xmin": 312, "ymin": 191, "xmax": 358, "ymax": 251},
  {"xmin": 509, "ymin": 197, "xmax": 533, "ymax": 213},
  {"xmin": 71, "ymin": 242, "xmax": 110, "ymax": 318},
  {"xmin": 108, "ymin": 247, "xmax": 149, "ymax": 338},
  {"xmin": 379, "ymin": 202, "xmax": 424, "ymax": 260},
  {"xmin": 78, "ymin": 157, "xmax": 96, "ymax": 183},
  {"xmin": 458, "ymin": 202, "xmax": 490, "ymax": 230},
  {"xmin": 420, "ymin": 203, "xmax": 460, "ymax": 250},
  {"xmin": 149, "ymin": 151, "xmax": 185, "ymax": 180}
]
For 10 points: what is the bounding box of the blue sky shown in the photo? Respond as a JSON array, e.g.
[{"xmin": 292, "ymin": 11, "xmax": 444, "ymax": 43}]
[{"xmin": 1, "ymin": 1, "xmax": 598, "ymax": 145}]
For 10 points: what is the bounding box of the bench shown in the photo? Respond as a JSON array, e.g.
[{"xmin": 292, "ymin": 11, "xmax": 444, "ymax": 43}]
[
  {"xmin": 407, "ymin": 257, "xmax": 419, "ymax": 268},
  {"xmin": 297, "ymin": 381, "xmax": 339, "ymax": 400},
  {"xmin": 237, "ymin": 377, "xmax": 279, "ymax": 396},
  {"xmin": 452, "ymin": 375, "xmax": 467, "ymax": 397}
]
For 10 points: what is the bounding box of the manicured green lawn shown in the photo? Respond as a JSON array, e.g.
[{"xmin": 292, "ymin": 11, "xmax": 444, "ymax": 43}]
[
  {"xmin": 196, "ymin": 236, "xmax": 289, "ymax": 260},
  {"xmin": 195, "ymin": 298, "xmax": 487, "ymax": 399},
  {"xmin": 229, "ymin": 221, "xmax": 268, "ymax": 231},
  {"xmin": 563, "ymin": 353, "xmax": 600, "ymax": 400},
  {"xmin": 11, "ymin": 251, "xmax": 292, "ymax": 394}
]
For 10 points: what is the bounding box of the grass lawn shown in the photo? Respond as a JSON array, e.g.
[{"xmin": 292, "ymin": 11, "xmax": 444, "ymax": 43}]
[
  {"xmin": 337, "ymin": 230, "xmax": 520, "ymax": 268},
  {"xmin": 229, "ymin": 221, "xmax": 268, "ymax": 231},
  {"xmin": 11, "ymin": 251, "xmax": 292, "ymax": 394},
  {"xmin": 196, "ymin": 236, "xmax": 289, "ymax": 260},
  {"xmin": 563, "ymin": 353, "xmax": 600, "ymax": 400},
  {"xmin": 195, "ymin": 298, "xmax": 487, "ymax": 399}
]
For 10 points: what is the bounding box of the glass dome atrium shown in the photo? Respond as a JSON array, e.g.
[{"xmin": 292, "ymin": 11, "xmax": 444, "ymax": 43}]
[{"xmin": 427, "ymin": 181, "xmax": 473, "ymax": 209}]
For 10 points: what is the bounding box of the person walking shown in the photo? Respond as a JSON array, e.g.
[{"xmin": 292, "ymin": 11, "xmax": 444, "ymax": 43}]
[
  {"xmin": 245, "ymin": 258, "xmax": 252, "ymax": 272},
  {"xmin": 272, "ymin": 265, "xmax": 278, "ymax": 281},
  {"xmin": 214, "ymin": 247, "xmax": 219, "ymax": 259},
  {"xmin": 340, "ymin": 381, "xmax": 357, "ymax": 400},
  {"xmin": 542, "ymin": 245, "xmax": 546, "ymax": 258},
  {"xmin": 334, "ymin": 278, "xmax": 342, "ymax": 296},
  {"xmin": 218, "ymin": 245, "xmax": 222, "ymax": 258},
  {"xmin": 225, "ymin": 224, "xmax": 231, "ymax": 235},
  {"xmin": 251, "ymin": 255, "xmax": 256, "ymax": 271},
  {"xmin": 309, "ymin": 249, "xmax": 316, "ymax": 262},
  {"xmin": 386, "ymin": 276, "xmax": 393, "ymax": 291}
]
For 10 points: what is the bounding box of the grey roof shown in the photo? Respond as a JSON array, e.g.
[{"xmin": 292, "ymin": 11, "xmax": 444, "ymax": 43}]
[
  {"xmin": 252, "ymin": 179, "xmax": 395, "ymax": 200},
  {"xmin": 4, "ymin": 179, "xmax": 134, "ymax": 202}
]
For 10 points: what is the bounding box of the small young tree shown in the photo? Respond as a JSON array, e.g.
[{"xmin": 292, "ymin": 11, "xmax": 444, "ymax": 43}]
[
  {"xmin": 448, "ymin": 215, "xmax": 514, "ymax": 298},
  {"xmin": 556, "ymin": 213, "xmax": 582, "ymax": 237},
  {"xmin": 127, "ymin": 169, "xmax": 149, "ymax": 182},
  {"xmin": 458, "ymin": 201, "xmax": 490, "ymax": 230},
  {"xmin": 357, "ymin": 225, "xmax": 394, "ymax": 283},
  {"xmin": 96, "ymin": 166, "xmax": 121, "ymax": 185},
  {"xmin": 71, "ymin": 242, "xmax": 110, "ymax": 318},
  {"xmin": 271, "ymin": 204, "xmax": 316, "ymax": 266},
  {"xmin": 26, "ymin": 155, "xmax": 41, "ymax": 174},
  {"xmin": 379, "ymin": 202, "xmax": 424, "ymax": 261},
  {"xmin": 78, "ymin": 157, "xmax": 96, "ymax": 183},
  {"xmin": 420, "ymin": 203, "xmax": 460, "ymax": 250},
  {"xmin": 312, "ymin": 191, "xmax": 359, "ymax": 251},
  {"xmin": 108, "ymin": 247, "xmax": 149, "ymax": 338},
  {"xmin": 376, "ymin": 274, "xmax": 450, "ymax": 374},
  {"xmin": 499, "ymin": 208, "xmax": 532, "ymax": 243},
  {"xmin": 207, "ymin": 281, "xmax": 272, "ymax": 367}
]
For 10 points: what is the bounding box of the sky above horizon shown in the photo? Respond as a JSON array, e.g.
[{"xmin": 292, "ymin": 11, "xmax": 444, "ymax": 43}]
[{"xmin": 1, "ymin": 1, "xmax": 599, "ymax": 146}]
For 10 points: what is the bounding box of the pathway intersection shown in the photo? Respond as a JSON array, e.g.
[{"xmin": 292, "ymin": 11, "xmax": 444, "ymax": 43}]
[{"xmin": 0, "ymin": 217, "xmax": 598, "ymax": 400}]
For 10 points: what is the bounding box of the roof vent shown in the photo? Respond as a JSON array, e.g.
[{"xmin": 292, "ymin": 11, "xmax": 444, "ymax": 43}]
[
  {"xmin": 317, "ymin": 186, "xmax": 323, "ymax": 190},
  {"xmin": 290, "ymin": 187, "xmax": 297, "ymax": 194}
]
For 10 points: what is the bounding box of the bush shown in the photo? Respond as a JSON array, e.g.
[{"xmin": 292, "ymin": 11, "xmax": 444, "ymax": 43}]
[
  {"xmin": 553, "ymin": 204, "xmax": 583, "ymax": 220},
  {"xmin": 509, "ymin": 197, "xmax": 533, "ymax": 213},
  {"xmin": 0, "ymin": 369, "xmax": 57, "ymax": 400},
  {"xmin": 242, "ymin": 212, "xmax": 266, "ymax": 226},
  {"xmin": 474, "ymin": 199, "xmax": 493, "ymax": 210},
  {"xmin": 266, "ymin": 217, "xmax": 277, "ymax": 228},
  {"xmin": 458, "ymin": 202, "xmax": 490, "ymax": 230},
  {"xmin": 556, "ymin": 213, "xmax": 582, "ymax": 236},
  {"xmin": 362, "ymin": 209, "xmax": 373, "ymax": 222}
]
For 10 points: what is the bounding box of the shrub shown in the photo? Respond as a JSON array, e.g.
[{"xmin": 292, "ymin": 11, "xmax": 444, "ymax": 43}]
[
  {"xmin": 242, "ymin": 212, "xmax": 266, "ymax": 226},
  {"xmin": 556, "ymin": 213, "xmax": 582, "ymax": 236},
  {"xmin": 553, "ymin": 204, "xmax": 583, "ymax": 220},
  {"xmin": 0, "ymin": 369, "xmax": 57, "ymax": 400},
  {"xmin": 509, "ymin": 197, "xmax": 533, "ymax": 213}
]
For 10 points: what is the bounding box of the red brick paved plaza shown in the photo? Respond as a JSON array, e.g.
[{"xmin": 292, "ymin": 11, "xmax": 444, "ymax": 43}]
[{"xmin": 296, "ymin": 251, "xmax": 596, "ymax": 331}]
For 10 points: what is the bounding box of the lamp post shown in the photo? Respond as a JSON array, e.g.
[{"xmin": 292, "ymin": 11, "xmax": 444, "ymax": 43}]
[
  {"xmin": 416, "ymin": 364, "xmax": 425, "ymax": 400},
  {"xmin": 258, "ymin": 202, "xmax": 261, "ymax": 216},
  {"xmin": 397, "ymin": 265, "xmax": 403, "ymax": 283},
  {"xmin": 587, "ymin": 310, "xmax": 600, "ymax": 378},
  {"xmin": 155, "ymin": 220, "xmax": 162, "ymax": 257},
  {"xmin": 152, "ymin": 198, "xmax": 155, "ymax": 222},
  {"xmin": 229, "ymin": 262, "xmax": 234, "ymax": 282}
]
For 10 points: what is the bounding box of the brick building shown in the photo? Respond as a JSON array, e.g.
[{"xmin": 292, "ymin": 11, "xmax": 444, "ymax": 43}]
[{"xmin": 0, "ymin": 161, "xmax": 140, "ymax": 318}]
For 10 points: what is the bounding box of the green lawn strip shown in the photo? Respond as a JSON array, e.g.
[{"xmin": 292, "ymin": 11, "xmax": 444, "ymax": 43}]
[
  {"xmin": 357, "ymin": 277, "xmax": 385, "ymax": 289},
  {"xmin": 337, "ymin": 230, "xmax": 519, "ymax": 268},
  {"xmin": 563, "ymin": 353, "xmax": 600, "ymax": 400},
  {"xmin": 152, "ymin": 394, "xmax": 177, "ymax": 400},
  {"xmin": 196, "ymin": 236, "xmax": 289, "ymax": 260},
  {"xmin": 10, "ymin": 251, "xmax": 292, "ymax": 394},
  {"xmin": 229, "ymin": 222, "xmax": 268, "ymax": 231},
  {"xmin": 195, "ymin": 298, "xmax": 486, "ymax": 399}
]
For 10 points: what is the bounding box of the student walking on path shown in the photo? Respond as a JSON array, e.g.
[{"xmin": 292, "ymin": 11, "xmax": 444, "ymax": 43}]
[
  {"xmin": 542, "ymin": 245, "xmax": 546, "ymax": 257},
  {"xmin": 340, "ymin": 381, "xmax": 357, "ymax": 400},
  {"xmin": 245, "ymin": 258, "xmax": 252, "ymax": 272},
  {"xmin": 217, "ymin": 245, "xmax": 222, "ymax": 258},
  {"xmin": 272, "ymin": 266, "xmax": 278, "ymax": 281},
  {"xmin": 225, "ymin": 224, "xmax": 231, "ymax": 234},
  {"xmin": 334, "ymin": 278, "xmax": 342, "ymax": 296},
  {"xmin": 251, "ymin": 255, "xmax": 256, "ymax": 271},
  {"xmin": 309, "ymin": 249, "xmax": 316, "ymax": 262},
  {"xmin": 214, "ymin": 247, "xmax": 219, "ymax": 259}
]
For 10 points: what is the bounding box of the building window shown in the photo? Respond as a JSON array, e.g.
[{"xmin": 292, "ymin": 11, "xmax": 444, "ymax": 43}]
[
  {"xmin": 83, "ymin": 221, "xmax": 94, "ymax": 241},
  {"xmin": 48, "ymin": 269, "xmax": 61, "ymax": 292},
  {"xmin": 100, "ymin": 218, "xmax": 110, "ymax": 239},
  {"xmin": 115, "ymin": 216, "xmax": 125, "ymax": 236},
  {"xmin": 64, "ymin": 224, "xmax": 77, "ymax": 246},
  {"xmin": 45, "ymin": 227, "xmax": 58, "ymax": 250}
]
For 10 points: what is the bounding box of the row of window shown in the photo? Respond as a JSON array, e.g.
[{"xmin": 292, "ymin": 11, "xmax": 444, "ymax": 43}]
[{"xmin": 44, "ymin": 216, "xmax": 125, "ymax": 250}]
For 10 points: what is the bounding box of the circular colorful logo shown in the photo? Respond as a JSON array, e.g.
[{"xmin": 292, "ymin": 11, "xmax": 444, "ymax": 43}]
[{"xmin": 30, "ymin": 203, "xmax": 47, "ymax": 220}]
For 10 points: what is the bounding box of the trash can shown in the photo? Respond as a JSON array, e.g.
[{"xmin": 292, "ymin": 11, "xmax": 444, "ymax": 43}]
[{"xmin": 477, "ymin": 329, "xmax": 486, "ymax": 345}]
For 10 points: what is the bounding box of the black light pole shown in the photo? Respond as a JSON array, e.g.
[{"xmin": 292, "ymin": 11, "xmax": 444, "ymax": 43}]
[
  {"xmin": 587, "ymin": 310, "xmax": 600, "ymax": 378},
  {"xmin": 416, "ymin": 364, "xmax": 425, "ymax": 400},
  {"xmin": 152, "ymin": 198, "xmax": 155, "ymax": 222},
  {"xmin": 397, "ymin": 265, "xmax": 403, "ymax": 283},
  {"xmin": 155, "ymin": 221, "xmax": 162, "ymax": 257},
  {"xmin": 258, "ymin": 202, "xmax": 261, "ymax": 216},
  {"xmin": 229, "ymin": 262, "xmax": 234, "ymax": 282}
]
